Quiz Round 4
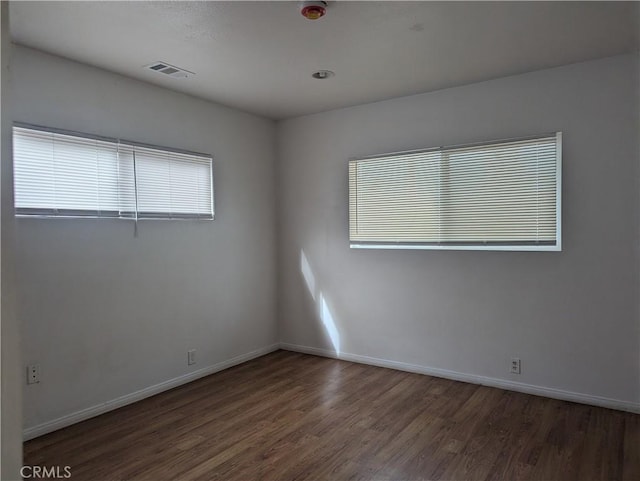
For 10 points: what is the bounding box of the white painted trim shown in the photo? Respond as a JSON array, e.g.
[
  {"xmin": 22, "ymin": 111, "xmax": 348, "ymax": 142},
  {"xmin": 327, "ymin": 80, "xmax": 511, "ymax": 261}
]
[
  {"xmin": 280, "ymin": 342, "xmax": 640, "ymax": 414},
  {"xmin": 23, "ymin": 343, "xmax": 280, "ymax": 441}
]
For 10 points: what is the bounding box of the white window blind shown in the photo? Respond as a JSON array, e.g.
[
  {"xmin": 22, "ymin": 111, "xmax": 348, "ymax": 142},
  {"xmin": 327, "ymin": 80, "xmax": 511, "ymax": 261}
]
[
  {"xmin": 132, "ymin": 146, "xmax": 213, "ymax": 219},
  {"xmin": 13, "ymin": 127, "xmax": 136, "ymax": 217},
  {"xmin": 349, "ymin": 133, "xmax": 561, "ymax": 251},
  {"xmin": 13, "ymin": 125, "xmax": 214, "ymax": 220}
]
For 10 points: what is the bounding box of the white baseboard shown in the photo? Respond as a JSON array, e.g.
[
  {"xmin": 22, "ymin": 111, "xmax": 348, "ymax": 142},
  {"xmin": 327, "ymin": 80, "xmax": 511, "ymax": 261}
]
[
  {"xmin": 23, "ymin": 343, "xmax": 280, "ymax": 441},
  {"xmin": 280, "ymin": 342, "xmax": 640, "ymax": 414}
]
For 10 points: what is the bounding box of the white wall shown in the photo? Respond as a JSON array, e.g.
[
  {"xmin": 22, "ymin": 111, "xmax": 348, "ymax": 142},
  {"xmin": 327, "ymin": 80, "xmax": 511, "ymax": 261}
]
[
  {"xmin": 276, "ymin": 54, "xmax": 640, "ymax": 408},
  {"xmin": 11, "ymin": 46, "xmax": 278, "ymax": 432},
  {"xmin": 1, "ymin": 4, "xmax": 23, "ymax": 479}
]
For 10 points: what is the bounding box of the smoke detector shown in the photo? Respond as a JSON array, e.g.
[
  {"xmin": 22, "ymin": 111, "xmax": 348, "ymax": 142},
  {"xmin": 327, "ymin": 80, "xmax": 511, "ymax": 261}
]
[
  {"xmin": 301, "ymin": 1, "xmax": 327, "ymax": 20},
  {"xmin": 145, "ymin": 62, "xmax": 194, "ymax": 79}
]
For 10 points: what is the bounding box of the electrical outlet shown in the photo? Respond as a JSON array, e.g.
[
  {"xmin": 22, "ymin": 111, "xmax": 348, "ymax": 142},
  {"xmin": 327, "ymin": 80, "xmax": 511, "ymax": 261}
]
[
  {"xmin": 27, "ymin": 364, "xmax": 40, "ymax": 384},
  {"xmin": 510, "ymin": 358, "xmax": 521, "ymax": 374},
  {"xmin": 187, "ymin": 350, "xmax": 196, "ymax": 366}
]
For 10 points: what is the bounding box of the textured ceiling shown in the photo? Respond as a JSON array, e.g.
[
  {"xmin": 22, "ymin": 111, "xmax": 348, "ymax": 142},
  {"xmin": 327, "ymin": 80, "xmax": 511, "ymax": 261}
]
[{"xmin": 9, "ymin": 1, "xmax": 639, "ymax": 120}]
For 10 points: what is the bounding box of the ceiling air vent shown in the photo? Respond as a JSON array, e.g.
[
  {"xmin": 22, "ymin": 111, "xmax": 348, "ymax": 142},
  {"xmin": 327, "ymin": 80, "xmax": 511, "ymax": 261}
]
[{"xmin": 145, "ymin": 62, "xmax": 194, "ymax": 79}]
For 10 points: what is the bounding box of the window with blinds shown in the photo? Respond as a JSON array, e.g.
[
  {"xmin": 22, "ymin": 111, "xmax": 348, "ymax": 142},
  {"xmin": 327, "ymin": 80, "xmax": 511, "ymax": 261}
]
[
  {"xmin": 349, "ymin": 133, "xmax": 561, "ymax": 251},
  {"xmin": 13, "ymin": 125, "xmax": 214, "ymax": 220}
]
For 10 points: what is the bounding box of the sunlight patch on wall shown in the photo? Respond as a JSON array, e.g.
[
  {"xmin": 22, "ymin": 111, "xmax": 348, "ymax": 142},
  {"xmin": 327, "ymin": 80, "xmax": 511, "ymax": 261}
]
[
  {"xmin": 300, "ymin": 250, "xmax": 341, "ymax": 354},
  {"xmin": 300, "ymin": 250, "xmax": 316, "ymax": 301},
  {"xmin": 318, "ymin": 293, "xmax": 341, "ymax": 354}
]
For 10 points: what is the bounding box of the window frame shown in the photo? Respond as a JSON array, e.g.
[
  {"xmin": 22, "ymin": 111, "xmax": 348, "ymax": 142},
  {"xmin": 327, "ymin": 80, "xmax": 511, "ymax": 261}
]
[
  {"xmin": 12, "ymin": 122, "xmax": 215, "ymax": 221},
  {"xmin": 348, "ymin": 132, "xmax": 562, "ymax": 252}
]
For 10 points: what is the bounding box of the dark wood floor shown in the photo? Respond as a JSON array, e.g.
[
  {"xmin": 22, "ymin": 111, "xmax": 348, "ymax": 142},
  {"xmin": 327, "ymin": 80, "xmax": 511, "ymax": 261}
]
[{"xmin": 24, "ymin": 350, "xmax": 639, "ymax": 481}]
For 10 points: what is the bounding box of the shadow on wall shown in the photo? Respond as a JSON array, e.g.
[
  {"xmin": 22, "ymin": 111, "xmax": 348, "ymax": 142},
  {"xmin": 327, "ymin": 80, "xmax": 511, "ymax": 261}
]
[{"xmin": 300, "ymin": 250, "xmax": 341, "ymax": 355}]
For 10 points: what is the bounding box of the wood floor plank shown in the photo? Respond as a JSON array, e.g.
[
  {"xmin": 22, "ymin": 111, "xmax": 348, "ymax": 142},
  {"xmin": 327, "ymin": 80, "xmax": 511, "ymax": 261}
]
[{"xmin": 24, "ymin": 351, "xmax": 639, "ymax": 481}]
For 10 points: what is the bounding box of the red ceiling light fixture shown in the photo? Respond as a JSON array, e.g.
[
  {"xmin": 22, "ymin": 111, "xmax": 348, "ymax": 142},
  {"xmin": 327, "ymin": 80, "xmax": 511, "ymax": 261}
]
[{"xmin": 300, "ymin": 1, "xmax": 327, "ymax": 20}]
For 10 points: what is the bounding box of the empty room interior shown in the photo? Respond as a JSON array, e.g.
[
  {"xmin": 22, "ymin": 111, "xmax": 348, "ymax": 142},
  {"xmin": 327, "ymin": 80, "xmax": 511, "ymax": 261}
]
[{"xmin": 1, "ymin": 1, "xmax": 640, "ymax": 480}]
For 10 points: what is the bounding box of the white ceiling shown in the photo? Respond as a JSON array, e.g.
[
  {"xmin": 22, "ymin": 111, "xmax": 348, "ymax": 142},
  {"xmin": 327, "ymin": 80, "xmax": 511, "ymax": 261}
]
[{"xmin": 9, "ymin": 1, "xmax": 639, "ymax": 120}]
